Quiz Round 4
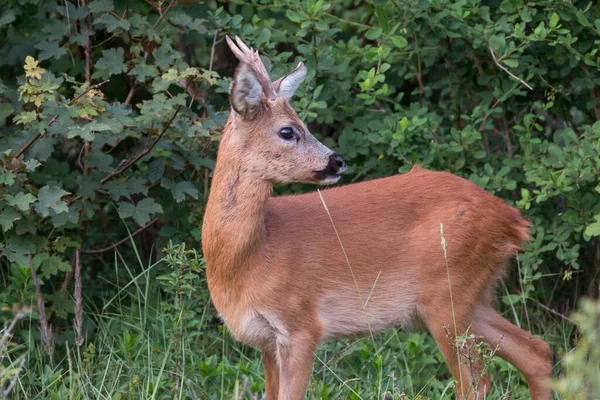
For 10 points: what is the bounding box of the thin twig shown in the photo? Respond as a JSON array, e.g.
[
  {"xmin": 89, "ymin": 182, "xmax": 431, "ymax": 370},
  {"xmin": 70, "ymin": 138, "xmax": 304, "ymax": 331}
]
[
  {"xmin": 2, "ymin": 355, "xmax": 27, "ymax": 399},
  {"xmin": 13, "ymin": 80, "xmax": 109, "ymax": 159},
  {"xmin": 82, "ymin": 0, "xmax": 92, "ymax": 84},
  {"xmin": 100, "ymin": 105, "xmax": 182, "ymax": 184},
  {"xmin": 0, "ymin": 312, "xmax": 28, "ymax": 358},
  {"xmin": 152, "ymin": 0, "xmax": 176, "ymax": 29},
  {"xmin": 489, "ymin": 47, "xmax": 533, "ymax": 90},
  {"xmin": 80, "ymin": 218, "xmax": 159, "ymax": 254},
  {"xmin": 536, "ymin": 301, "xmax": 575, "ymax": 324}
]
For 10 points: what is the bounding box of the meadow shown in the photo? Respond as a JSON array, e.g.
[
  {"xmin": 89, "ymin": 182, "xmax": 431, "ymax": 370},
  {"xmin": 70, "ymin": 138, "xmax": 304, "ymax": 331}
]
[{"xmin": 1, "ymin": 0, "xmax": 599, "ymax": 398}]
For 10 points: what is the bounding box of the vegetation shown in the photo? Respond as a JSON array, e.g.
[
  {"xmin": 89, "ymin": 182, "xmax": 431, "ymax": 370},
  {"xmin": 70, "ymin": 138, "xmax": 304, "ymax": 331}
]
[{"xmin": 0, "ymin": 0, "xmax": 599, "ymax": 398}]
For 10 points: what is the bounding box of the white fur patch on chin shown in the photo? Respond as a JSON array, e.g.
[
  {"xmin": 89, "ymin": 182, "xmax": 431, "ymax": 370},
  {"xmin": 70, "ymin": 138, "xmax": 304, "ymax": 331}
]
[{"xmin": 317, "ymin": 175, "xmax": 341, "ymax": 185}]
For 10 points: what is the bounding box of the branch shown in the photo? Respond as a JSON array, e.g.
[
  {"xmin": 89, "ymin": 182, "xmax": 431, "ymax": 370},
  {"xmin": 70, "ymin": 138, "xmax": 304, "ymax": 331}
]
[
  {"xmin": 100, "ymin": 105, "xmax": 182, "ymax": 184},
  {"xmin": 13, "ymin": 80, "xmax": 110, "ymax": 159},
  {"xmin": 80, "ymin": 218, "xmax": 159, "ymax": 254},
  {"xmin": 489, "ymin": 47, "xmax": 533, "ymax": 90},
  {"xmin": 152, "ymin": 0, "xmax": 176, "ymax": 29}
]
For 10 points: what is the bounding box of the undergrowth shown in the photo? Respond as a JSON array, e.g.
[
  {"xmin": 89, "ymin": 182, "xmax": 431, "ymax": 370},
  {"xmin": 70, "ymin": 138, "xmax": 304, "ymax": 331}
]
[{"xmin": 1, "ymin": 242, "xmax": 582, "ymax": 400}]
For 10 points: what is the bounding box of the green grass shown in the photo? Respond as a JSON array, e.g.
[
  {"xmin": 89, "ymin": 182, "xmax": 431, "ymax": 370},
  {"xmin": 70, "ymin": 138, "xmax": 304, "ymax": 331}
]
[{"xmin": 1, "ymin": 244, "xmax": 575, "ymax": 399}]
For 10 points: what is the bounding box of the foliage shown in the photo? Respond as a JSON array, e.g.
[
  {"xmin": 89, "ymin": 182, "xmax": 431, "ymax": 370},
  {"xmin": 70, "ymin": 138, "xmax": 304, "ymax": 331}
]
[
  {"xmin": 551, "ymin": 299, "xmax": 600, "ymax": 399},
  {"xmin": 0, "ymin": 0, "xmax": 599, "ymax": 398}
]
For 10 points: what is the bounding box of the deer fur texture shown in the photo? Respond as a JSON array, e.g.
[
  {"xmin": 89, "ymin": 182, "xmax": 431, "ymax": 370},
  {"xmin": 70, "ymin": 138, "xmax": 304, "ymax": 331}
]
[{"xmin": 202, "ymin": 36, "xmax": 552, "ymax": 400}]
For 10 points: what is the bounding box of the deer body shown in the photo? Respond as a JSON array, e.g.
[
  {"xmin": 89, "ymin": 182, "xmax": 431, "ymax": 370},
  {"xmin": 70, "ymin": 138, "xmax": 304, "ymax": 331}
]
[{"xmin": 202, "ymin": 36, "xmax": 552, "ymax": 400}]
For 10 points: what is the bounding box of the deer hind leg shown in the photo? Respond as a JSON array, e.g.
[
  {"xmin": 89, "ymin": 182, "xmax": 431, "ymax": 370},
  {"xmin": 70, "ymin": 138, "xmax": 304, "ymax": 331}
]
[
  {"xmin": 262, "ymin": 348, "xmax": 279, "ymax": 400},
  {"xmin": 276, "ymin": 331, "xmax": 320, "ymax": 400},
  {"xmin": 472, "ymin": 304, "xmax": 552, "ymax": 400},
  {"xmin": 423, "ymin": 305, "xmax": 491, "ymax": 400}
]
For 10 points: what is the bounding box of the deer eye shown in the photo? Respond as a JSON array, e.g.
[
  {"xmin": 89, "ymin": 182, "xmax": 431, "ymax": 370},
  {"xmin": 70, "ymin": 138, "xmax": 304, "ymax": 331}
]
[{"xmin": 279, "ymin": 127, "xmax": 295, "ymax": 141}]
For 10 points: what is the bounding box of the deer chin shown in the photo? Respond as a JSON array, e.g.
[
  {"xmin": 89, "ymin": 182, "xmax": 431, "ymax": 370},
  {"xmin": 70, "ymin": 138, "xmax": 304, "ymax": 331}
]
[{"xmin": 313, "ymin": 173, "xmax": 342, "ymax": 185}]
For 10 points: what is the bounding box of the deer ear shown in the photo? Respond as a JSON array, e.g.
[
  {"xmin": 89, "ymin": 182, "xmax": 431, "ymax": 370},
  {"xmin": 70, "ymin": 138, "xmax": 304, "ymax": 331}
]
[
  {"xmin": 230, "ymin": 63, "xmax": 264, "ymax": 117},
  {"xmin": 274, "ymin": 62, "xmax": 306, "ymax": 100}
]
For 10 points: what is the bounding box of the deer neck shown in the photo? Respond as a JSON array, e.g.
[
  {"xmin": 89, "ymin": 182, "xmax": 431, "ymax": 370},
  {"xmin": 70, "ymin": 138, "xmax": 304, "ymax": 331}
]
[{"xmin": 202, "ymin": 119, "xmax": 273, "ymax": 282}]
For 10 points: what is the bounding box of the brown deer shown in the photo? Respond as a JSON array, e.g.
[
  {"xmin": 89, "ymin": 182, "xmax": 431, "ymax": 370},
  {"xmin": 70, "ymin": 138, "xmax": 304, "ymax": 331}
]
[{"xmin": 202, "ymin": 36, "xmax": 552, "ymax": 400}]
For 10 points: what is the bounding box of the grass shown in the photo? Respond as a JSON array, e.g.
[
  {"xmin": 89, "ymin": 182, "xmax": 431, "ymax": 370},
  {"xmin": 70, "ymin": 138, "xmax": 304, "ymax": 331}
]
[{"xmin": 1, "ymin": 240, "xmax": 575, "ymax": 400}]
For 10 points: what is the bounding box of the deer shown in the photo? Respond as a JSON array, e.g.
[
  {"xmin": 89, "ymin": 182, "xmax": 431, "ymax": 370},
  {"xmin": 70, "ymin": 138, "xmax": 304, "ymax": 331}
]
[{"xmin": 202, "ymin": 36, "xmax": 552, "ymax": 400}]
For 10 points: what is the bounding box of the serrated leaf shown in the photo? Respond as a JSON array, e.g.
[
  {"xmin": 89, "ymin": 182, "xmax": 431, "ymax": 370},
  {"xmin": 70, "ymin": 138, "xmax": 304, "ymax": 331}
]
[
  {"xmin": 35, "ymin": 186, "xmax": 70, "ymax": 217},
  {"xmin": 93, "ymin": 48, "xmax": 127, "ymax": 80},
  {"xmin": 118, "ymin": 198, "xmax": 163, "ymax": 226},
  {"xmin": 0, "ymin": 207, "xmax": 20, "ymax": 231},
  {"xmin": 94, "ymin": 13, "xmax": 130, "ymax": 32},
  {"xmin": 163, "ymin": 180, "xmax": 198, "ymax": 202},
  {"xmin": 0, "ymin": 170, "xmax": 15, "ymax": 185},
  {"xmin": 2, "ymin": 235, "xmax": 36, "ymax": 265},
  {"xmin": 35, "ymin": 41, "xmax": 67, "ymax": 61},
  {"xmin": 85, "ymin": 152, "xmax": 114, "ymax": 172},
  {"xmin": 89, "ymin": 0, "xmax": 114, "ymax": 13},
  {"xmin": 103, "ymin": 177, "xmax": 148, "ymax": 201},
  {"xmin": 37, "ymin": 255, "xmax": 72, "ymax": 279},
  {"xmin": 6, "ymin": 192, "xmax": 37, "ymax": 211},
  {"xmin": 47, "ymin": 291, "xmax": 74, "ymax": 319},
  {"xmin": 148, "ymin": 158, "xmax": 165, "ymax": 183}
]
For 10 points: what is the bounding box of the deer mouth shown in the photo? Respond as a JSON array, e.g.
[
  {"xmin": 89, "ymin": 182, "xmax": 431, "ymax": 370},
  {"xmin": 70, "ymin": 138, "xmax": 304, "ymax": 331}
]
[
  {"xmin": 313, "ymin": 153, "xmax": 347, "ymax": 184},
  {"xmin": 313, "ymin": 171, "xmax": 342, "ymax": 184}
]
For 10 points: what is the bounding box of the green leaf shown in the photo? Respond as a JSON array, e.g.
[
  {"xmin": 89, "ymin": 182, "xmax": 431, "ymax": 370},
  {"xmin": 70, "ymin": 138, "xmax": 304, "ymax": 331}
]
[
  {"xmin": 103, "ymin": 177, "xmax": 148, "ymax": 201},
  {"xmin": 94, "ymin": 13, "xmax": 130, "ymax": 32},
  {"xmin": 85, "ymin": 152, "xmax": 114, "ymax": 172},
  {"xmin": 118, "ymin": 198, "xmax": 163, "ymax": 226},
  {"xmin": 0, "ymin": 10, "xmax": 16, "ymax": 27},
  {"xmin": 489, "ymin": 35, "xmax": 506, "ymax": 53},
  {"xmin": 550, "ymin": 12, "xmax": 559, "ymax": 29},
  {"xmin": 67, "ymin": 121, "xmax": 112, "ymax": 141},
  {"xmin": 89, "ymin": 0, "xmax": 114, "ymax": 13},
  {"xmin": 499, "ymin": 0, "xmax": 517, "ymax": 13},
  {"xmin": 391, "ymin": 36, "xmax": 408, "ymax": 49},
  {"xmin": 163, "ymin": 180, "xmax": 198, "ymax": 202},
  {"xmin": 35, "ymin": 254, "xmax": 72, "ymax": 279},
  {"xmin": 584, "ymin": 215, "xmax": 600, "ymax": 239},
  {"xmin": 6, "ymin": 192, "xmax": 37, "ymax": 211},
  {"xmin": 148, "ymin": 158, "xmax": 165, "ymax": 183},
  {"xmin": 35, "ymin": 41, "xmax": 67, "ymax": 61},
  {"xmin": 365, "ymin": 28, "xmax": 382, "ymax": 40},
  {"xmin": 503, "ymin": 58, "xmax": 519, "ymax": 68},
  {"xmin": 0, "ymin": 170, "xmax": 15, "ymax": 185},
  {"xmin": 93, "ymin": 48, "xmax": 127, "ymax": 80},
  {"xmin": 30, "ymin": 138, "xmax": 57, "ymax": 162},
  {"xmin": 35, "ymin": 186, "xmax": 70, "ymax": 217},
  {"xmin": 2, "ymin": 235, "xmax": 36, "ymax": 265},
  {"xmin": 256, "ymin": 28, "xmax": 271, "ymax": 46},
  {"xmin": 0, "ymin": 207, "xmax": 20, "ymax": 231},
  {"xmin": 47, "ymin": 291, "xmax": 74, "ymax": 319},
  {"xmin": 375, "ymin": 6, "xmax": 389, "ymax": 32}
]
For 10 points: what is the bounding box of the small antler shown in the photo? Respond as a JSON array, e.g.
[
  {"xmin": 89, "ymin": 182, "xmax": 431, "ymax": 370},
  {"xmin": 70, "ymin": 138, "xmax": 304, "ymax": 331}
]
[{"xmin": 226, "ymin": 36, "xmax": 276, "ymax": 100}]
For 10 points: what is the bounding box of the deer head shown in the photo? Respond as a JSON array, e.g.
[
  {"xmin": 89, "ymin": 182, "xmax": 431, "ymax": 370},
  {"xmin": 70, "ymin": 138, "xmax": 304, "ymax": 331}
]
[{"xmin": 225, "ymin": 36, "xmax": 346, "ymax": 185}]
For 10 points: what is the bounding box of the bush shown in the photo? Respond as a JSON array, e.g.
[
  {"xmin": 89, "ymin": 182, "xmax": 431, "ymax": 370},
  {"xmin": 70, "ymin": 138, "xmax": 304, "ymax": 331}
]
[{"xmin": 0, "ymin": 0, "xmax": 599, "ymax": 398}]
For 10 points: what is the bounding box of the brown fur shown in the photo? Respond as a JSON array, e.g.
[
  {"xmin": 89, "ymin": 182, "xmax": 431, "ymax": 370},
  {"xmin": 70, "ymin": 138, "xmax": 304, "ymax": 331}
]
[{"xmin": 202, "ymin": 37, "xmax": 552, "ymax": 400}]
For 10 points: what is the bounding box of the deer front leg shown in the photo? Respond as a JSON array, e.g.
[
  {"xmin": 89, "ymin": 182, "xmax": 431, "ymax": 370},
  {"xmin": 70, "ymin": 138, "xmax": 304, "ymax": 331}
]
[
  {"xmin": 276, "ymin": 332, "xmax": 320, "ymax": 400},
  {"xmin": 262, "ymin": 349, "xmax": 280, "ymax": 400}
]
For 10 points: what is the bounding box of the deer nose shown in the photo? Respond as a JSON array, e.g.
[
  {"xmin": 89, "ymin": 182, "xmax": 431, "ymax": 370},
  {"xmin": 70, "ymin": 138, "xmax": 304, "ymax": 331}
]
[{"xmin": 330, "ymin": 153, "xmax": 347, "ymax": 172}]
